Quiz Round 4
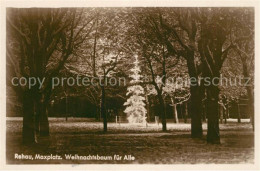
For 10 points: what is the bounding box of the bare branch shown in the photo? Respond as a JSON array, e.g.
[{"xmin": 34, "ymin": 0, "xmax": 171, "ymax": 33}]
[{"xmin": 7, "ymin": 17, "xmax": 30, "ymax": 44}]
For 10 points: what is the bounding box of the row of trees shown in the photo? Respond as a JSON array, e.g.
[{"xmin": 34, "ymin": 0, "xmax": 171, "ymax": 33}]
[
  {"xmin": 128, "ymin": 8, "xmax": 254, "ymax": 143},
  {"xmin": 7, "ymin": 8, "xmax": 96, "ymax": 143},
  {"xmin": 7, "ymin": 7, "xmax": 254, "ymax": 144}
]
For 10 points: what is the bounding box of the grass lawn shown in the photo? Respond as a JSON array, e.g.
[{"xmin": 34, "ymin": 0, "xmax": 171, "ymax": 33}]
[{"xmin": 6, "ymin": 118, "xmax": 254, "ymax": 164}]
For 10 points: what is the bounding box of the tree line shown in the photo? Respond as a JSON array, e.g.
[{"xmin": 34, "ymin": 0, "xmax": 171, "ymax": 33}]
[{"xmin": 6, "ymin": 7, "xmax": 254, "ymax": 144}]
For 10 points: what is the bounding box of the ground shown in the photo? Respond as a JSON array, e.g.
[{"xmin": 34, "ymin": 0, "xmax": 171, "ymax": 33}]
[{"xmin": 6, "ymin": 118, "xmax": 254, "ymax": 164}]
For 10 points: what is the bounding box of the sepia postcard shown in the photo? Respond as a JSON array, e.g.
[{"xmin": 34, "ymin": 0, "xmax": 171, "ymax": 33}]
[{"xmin": 0, "ymin": 0, "xmax": 260, "ymax": 170}]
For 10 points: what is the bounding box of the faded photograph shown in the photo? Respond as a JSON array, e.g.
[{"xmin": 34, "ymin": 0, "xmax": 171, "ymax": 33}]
[{"xmin": 6, "ymin": 7, "xmax": 254, "ymax": 164}]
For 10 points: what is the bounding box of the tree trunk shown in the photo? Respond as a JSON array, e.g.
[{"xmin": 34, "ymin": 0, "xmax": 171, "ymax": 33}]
[
  {"xmin": 171, "ymin": 98, "xmax": 178, "ymax": 123},
  {"xmin": 237, "ymin": 103, "xmax": 241, "ymax": 123},
  {"xmin": 241, "ymin": 55, "xmax": 254, "ymax": 130},
  {"xmin": 101, "ymin": 86, "xmax": 107, "ymax": 132},
  {"xmin": 65, "ymin": 95, "xmax": 68, "ymax": 121},
  {"xmin": 190, "ymin": 86, "xmax": 203, "ymax": 138},
  {"xmin": 247, "ymin": 87, "xmax": 254, "ymax": 131},
  {"xmin": 96, "ymin": 105, "xmax": 100, "ymax": 121},
  {"xmin": 202, "ymin": 101, "xmax": 207, "ymax": 122},
  {"xmin": 224, "ymin": 109, "xmax": 227, "ymax": 124},
  {"xmin": 35, "ymin": 87, "xmax": 51, "ymax": 137},
  {"xmin": 22, "ymin": 90, "xmax": 37, "ymax": 144},
  {"xmin": 219, "ymin": 104, "xmax": 223, "ymax": 124},
  {"xmin": 174, "ymin": 104, "xmax": 179, "ymax": 123},
  {"xmin": 35, "ymin": 99, "xmax": 40, "ymax": 135},
  {"xmin": 186, "ymin": 51, "xmax": 203, "ymax": 138},
  {"xmin": 184, "ymin": 102, "xmax": 188, "ymax": 123},
  {"xmin": 146, "ymin": 95, "xmax": 151, "ymax": 122},
  {"xmin": 206, "ymin": 86, "xmax": 220, "ymax": 144},
  {"xmin": 158, "ymin": 94, "xmax": 167, "ymax": 132},
  {"xmin": 39, "ymin": 99, "xmax": 50, "ymax": 136}
]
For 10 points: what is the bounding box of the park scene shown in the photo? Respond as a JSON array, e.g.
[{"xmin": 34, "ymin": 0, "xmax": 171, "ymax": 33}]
[{"xmin": 6, "ymin": 7, "xmax": 254, "ymax": 164}]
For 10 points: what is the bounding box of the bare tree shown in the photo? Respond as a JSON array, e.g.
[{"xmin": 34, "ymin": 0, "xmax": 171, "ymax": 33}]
[{"xmin": 7, "ymin": 8, "xmax": 95, "ymax": 143}]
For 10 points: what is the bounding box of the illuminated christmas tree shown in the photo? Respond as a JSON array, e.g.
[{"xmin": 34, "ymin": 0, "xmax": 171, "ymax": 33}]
[{"xmin": 124, "ymin": 55, "xmax": 147, "ymax": 124}]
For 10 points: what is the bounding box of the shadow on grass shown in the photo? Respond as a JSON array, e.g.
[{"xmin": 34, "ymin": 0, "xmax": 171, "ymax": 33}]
[{"xmin": 6, "ymin": 120, "xmax": 254, "ymax": 164}]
